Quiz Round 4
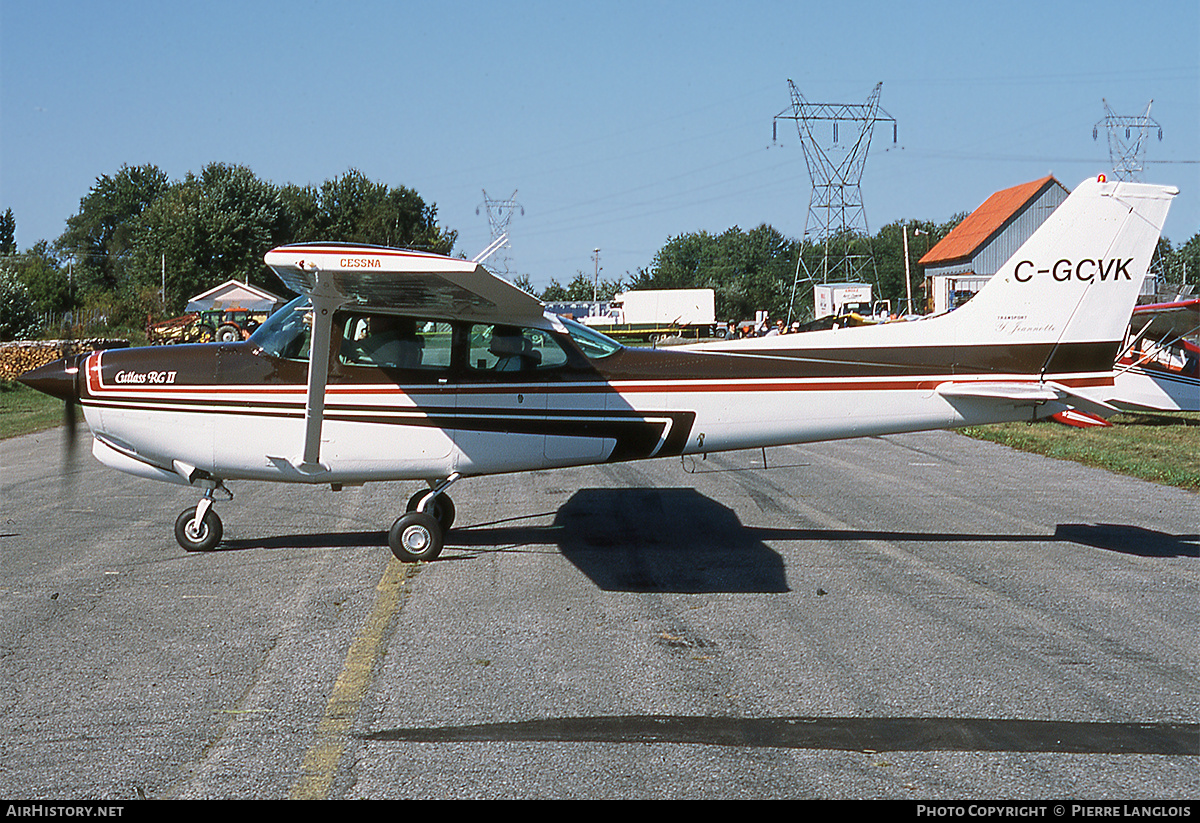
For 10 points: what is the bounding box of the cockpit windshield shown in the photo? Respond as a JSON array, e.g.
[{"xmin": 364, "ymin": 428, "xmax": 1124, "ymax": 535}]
[
  {"xmin": 558, "ymin": 316, "xmax": 622, "ymax": 360},
  {"xmin": 249, "ymin": 296, "xmax": 313, "ymax": 360}
]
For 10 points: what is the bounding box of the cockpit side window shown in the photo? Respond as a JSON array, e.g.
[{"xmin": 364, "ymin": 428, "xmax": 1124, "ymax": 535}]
[
  {"xmin": 559, "ymin": 316, "xmax": 622, "ymax": 360},
  {"xmin": 339, "ymin": 313, "xmax": 454, "ymax": 371}
]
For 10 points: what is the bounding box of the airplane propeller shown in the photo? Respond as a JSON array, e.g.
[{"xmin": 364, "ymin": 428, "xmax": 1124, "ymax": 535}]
[
  {"xmin": 61, "ymin": 314, "xmax": 80, "ymax": 471},
  {"xmin": 61, "ymin": 360, "xmax": 78, "ymax": 464},
  {"xmin": 18, "ymin": 321, "xmax": 84, "ymax": 489}
]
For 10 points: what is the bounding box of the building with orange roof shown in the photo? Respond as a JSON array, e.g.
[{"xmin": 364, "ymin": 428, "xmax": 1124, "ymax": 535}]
[{"xmin": 920, "ymin": 176, "xmax": 1069, "ymax": 314}]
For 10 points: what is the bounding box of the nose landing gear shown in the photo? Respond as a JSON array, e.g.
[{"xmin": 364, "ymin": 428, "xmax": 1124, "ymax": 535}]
[{"xmin": 174, "ymin": 481, "xmax": 233, "ymax": 552}]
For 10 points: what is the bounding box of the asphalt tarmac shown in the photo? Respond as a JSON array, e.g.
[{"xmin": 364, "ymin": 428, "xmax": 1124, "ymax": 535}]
[{"xmin": 1, "ymin": 425, "xmax": 1196, "ymax": 799}]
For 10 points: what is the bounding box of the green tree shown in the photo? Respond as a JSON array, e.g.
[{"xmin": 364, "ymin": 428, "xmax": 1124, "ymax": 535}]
[
  {"xmin": 1155, "ymin": 230, "xmax": 1200, "ymax": 291},
  {"xmin": 539, "ymin": 279, "xmax": 568, "ymax": 301},
  {"xmin": 0, "ymin": 209, "xmax": 15, "ymax": 255},
  {"xmin": 126, "ymin": 163, "xmax": 292, "ymax": 314},
  {"xmin": 11, "ymin": 241, "xmax": 72, "ymax": 315},
  {"xmin": 50, "ymin": 163, "xmax": 460, "ymax": 324},
  {"xmin": 509, "ymin": 273, "xmax": 535, "ymax": 294},
  {"xmin": 866, "ymin": 219, "xmax": 941, "ymax": 314},
  {"xmin": 285, "ymin": 169, "xmax": 456, "ymax": 254},
  {"xmin": 634, "ymin": 225, "xmax": 798, "ymax": 322},
  {"xmin": 0, "ymin": 269, "xmax": 42, "ymax": 341},
  {"xmin": 548, "ymin": 271, "xmax": 624, "ymax": 302},
  {"xmin": 56, "ymin": 164, "xmax": 169, "ymax": 295},
  {"xmin": 1176, "ymin": 231, "xmax": 1200, "ymax": 287}
]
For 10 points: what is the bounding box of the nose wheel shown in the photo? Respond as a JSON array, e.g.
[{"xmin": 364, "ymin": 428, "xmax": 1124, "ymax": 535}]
[
  {"xmin": 175, "ymin": 503, "xmax": 223, "ymax": 552},
  {"xmin": 174, "ymin": 482, "xmax": 231, "ymax": 552}
]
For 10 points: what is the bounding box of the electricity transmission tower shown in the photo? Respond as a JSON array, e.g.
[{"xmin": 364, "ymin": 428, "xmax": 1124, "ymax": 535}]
[
  {"xmin": 1093, "ymin": 99, "xmax": 1161, "ymax": 182},
  {"xmin": 773, "ymin": 80, "xmax": 896, "ymax": 320},
  {"xmin": 476, "ymin": 189, "xmax": 524, "ymax": 277}
]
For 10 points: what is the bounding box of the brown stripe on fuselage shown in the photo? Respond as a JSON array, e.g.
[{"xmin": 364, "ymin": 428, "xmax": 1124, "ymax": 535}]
[
  {"xmin": 603, "ymin": 341, "xmax": 1119, "ymax": 382},
  {"xmin": 85, "ymin": 338, "xmax": 1119, "ymax": 397}
]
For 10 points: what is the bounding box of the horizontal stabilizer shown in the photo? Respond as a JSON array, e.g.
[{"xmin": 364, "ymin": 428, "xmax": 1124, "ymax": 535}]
[
  {"xmin": 936, "ymin": 380, "xmax": 1120, "ymax": 418},
  {"xmin": 936, "ymin": 381, "xmax": 1060, "ymax": 403},
  {"xmin": 1051, "ymin": 409, "xmax": 1113, "ymax": 428}
]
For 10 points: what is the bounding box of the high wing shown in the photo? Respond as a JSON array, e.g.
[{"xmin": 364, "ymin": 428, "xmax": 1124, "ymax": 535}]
[
  {"xmin": 263, "ymin": 242, "xmax": 546, "ymax": 325},
  {"xmin": 1107, "ymin": 296, "xmax": 1200, "ymax": 411},
  {"xmin": 1128, "ymin": 297, "xmax": 1200, "ymax": 343},
  {"xmin": 262, "ymin": 243, "xmax": 548, "ymax": 473}
]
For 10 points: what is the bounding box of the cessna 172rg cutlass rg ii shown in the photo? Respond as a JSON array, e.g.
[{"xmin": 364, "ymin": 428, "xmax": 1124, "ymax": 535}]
[{"xmin": 18, "ymin": 176, "xmax": 1177, "ymax": 561}]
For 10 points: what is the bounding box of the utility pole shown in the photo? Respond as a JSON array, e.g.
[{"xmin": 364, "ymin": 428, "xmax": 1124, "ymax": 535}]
[
  {"xmin": 592, "ymin": 248, "xmax": 601, "ymax": 302},
  {"xmin": 902, "ymin": 225, "xmax": 928, "ymax": 316},
  {"xmin": 903, "ymin": 224, "xmax": 911, "ymax": 316}
]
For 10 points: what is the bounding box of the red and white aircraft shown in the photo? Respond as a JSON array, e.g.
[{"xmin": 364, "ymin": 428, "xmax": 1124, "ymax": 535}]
[
  {"xmin": 19, "ymin": 176, "xmax": 1177, "ymax": 561},
  {"xmin": 1110, "ymin": 297, "xmax": 1199, "ymax": 412},
  {"xmin": 1057, "ymin": 296, "xmax": 1199, "ymax": 426}
]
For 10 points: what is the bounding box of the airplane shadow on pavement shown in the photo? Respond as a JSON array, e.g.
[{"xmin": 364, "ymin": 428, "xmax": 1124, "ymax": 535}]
[
  {"xmin": 551, "ymin": 488, "xmax": 789, "ymax": 594},
  {"xmin": 450, "ymin": 488, "xmax": 791, "ymax": 594},
  {"xmin": 217, "ymin": 490, "xmax": 1197, "ymax": 582}
]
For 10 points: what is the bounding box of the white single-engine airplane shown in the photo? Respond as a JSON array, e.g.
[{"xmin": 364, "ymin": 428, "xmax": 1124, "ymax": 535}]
[{"xmin": 19, "ymin": 176, "xmax": 1177, "ymax": 561}]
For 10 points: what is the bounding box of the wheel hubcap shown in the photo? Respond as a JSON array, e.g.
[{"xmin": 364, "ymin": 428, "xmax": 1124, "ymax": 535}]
[{"xmin": 402, "ymin": 525, "xmax": 430, "ymax": 552}]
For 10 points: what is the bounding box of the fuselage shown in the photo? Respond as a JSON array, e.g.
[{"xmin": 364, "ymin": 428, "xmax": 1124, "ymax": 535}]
[
  {"xmin": 1109, "ymin": 338, "xmax": 1200, "ymax": 412},
  {"xmin": 65, "ymin": 305, "xmax": 1116, "ymax": 488}
]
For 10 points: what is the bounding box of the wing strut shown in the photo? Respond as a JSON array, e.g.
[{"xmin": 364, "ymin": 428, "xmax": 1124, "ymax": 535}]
[{"xmin": 297, "ymin": 268, "xmax": 348, "ymax": 474}]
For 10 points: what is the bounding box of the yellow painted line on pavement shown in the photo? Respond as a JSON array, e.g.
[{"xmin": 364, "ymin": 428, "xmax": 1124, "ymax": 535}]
[{"xmin": 290, "ymin": 558, "xmax": 414, "ymax": 800}]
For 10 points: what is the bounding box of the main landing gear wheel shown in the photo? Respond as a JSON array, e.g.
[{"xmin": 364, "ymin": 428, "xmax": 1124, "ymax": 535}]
[
  {"xmin": 406, "ymin": 490, "xmax": 455, "ymax": 532},
  {"xmin": 388, "ymin": 511, "xmax": 443, "ymax": 562},
  {"xmin": 174, "ymin": 506, "xmax": 223, "ymax": 552}
]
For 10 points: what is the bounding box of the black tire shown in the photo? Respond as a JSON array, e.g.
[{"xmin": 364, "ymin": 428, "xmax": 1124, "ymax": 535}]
[
  {"xmin": 216, "ymin": 324, "xmax": 241, "ymax": 343},
  {"xmin": 174, "ymin": 507, "xmax": 223, "ymax": 552},
  {"xmin": 388, "ymin": 512, "xmax": 443, "ymax": 562},
  {"xmin": 406, "ymin": 490, "xmax": 455, "ymax": 532}
]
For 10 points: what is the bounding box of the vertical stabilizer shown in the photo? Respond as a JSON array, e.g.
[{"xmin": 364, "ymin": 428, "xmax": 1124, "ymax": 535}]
[{"xmin": 950, "ymin": 176, "xmax": 1177, "ymax": 350}]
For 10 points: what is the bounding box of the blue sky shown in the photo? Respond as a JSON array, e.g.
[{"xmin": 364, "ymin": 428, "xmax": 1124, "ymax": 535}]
[{"xmin": 2, "ymin": 0, "xmax": 1197, "ymax": 292}]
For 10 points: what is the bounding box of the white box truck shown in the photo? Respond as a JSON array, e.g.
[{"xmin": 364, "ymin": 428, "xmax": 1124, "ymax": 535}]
[{"xmin": 582, "ymin": 288, "xmax": 716, "ymax": 342}]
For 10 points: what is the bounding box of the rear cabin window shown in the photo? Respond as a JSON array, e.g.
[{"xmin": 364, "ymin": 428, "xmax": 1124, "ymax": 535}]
[{"xmin": 467, "ymin": 324, "xmax": 569, "ymax": 372}]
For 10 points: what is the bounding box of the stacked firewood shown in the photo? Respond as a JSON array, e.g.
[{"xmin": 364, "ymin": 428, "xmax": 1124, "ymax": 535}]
[{"xmin": 0, "ymin": 340, "xmax": 128, "ymax": 381}]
